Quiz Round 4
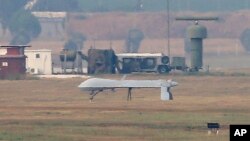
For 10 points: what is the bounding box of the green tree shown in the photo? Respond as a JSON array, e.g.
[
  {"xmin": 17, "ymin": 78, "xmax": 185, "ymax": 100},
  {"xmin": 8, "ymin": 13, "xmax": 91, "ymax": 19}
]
[
  {"xmin": 0, "ymin": 0, "xmax": 41, "ymax": 44},
  {"xmin": 9, "ymin": 10, "xmax": 41, "ymax": 45},
  {"xmin": 69, "ymin": 32, "xmax": 87, "ymax": 50},
  {"xmin": 64, "ymin": 40, "xmax": 78, "ymax": 50},
  {"xmin": 0, "ymin": 0, "xmax": 29, "ymax": 34}
]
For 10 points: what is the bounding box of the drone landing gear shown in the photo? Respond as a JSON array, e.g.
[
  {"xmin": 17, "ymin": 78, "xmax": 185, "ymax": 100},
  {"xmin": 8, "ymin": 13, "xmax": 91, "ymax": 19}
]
[
  {"xmin": 127, "ymin": 88, "xmax": 132, "ymax": 101},
  {"xmin": 89, "ymin": 90, "xmax": 102, "ymax": 102},
  {"xmin": 167, "ymin": 87, "xmax": 173, "ymax": 100},
  {"xmin": 89, "ymin": 88, "xmax": 133, "ymax": 102}
]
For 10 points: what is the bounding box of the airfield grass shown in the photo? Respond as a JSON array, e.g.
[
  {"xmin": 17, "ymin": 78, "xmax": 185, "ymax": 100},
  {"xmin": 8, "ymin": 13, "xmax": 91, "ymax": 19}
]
[{"xmin": 0, "ymin": 74, "xmax": 250, "ymax": 141}]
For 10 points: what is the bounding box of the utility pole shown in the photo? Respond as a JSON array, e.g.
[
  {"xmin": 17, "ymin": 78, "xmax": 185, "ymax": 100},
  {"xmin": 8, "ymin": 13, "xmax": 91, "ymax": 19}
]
[{"xmin": 167, "ymin": 0, "xmax": 171, "ymax": 59}]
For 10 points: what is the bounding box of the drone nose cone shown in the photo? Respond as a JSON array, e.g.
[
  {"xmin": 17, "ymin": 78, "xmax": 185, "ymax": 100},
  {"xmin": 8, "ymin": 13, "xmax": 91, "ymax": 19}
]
[
  {"xmin": 78, "ymin": 83, "xmax": 83, "ymax": 87},
  {"xmin": 78, "ymin": 83, "xmax": 84, "ymax": 88},
  {"xmin": 78, "ymin": 81, "xmax": 87, "ymax": 88}
]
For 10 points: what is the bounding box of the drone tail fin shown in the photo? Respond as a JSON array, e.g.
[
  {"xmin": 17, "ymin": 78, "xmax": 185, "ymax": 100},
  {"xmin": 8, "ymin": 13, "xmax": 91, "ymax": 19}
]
[{"xmin": 160, "ymin": 86, "xmax": 173, "ymax": 101}]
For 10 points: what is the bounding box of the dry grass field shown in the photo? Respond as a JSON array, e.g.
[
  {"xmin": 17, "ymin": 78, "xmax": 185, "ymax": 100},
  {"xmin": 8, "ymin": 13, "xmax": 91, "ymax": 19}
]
[{"xmin": 0, "ymin": 73, "xmax": 250, "ymax": 141}]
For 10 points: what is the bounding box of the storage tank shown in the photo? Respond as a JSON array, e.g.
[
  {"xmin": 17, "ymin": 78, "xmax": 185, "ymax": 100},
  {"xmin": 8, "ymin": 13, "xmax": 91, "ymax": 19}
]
[
  {"xmin": 60, "ymin": 40, "xmax": 78, "ymax": 73},
  {"xmin": 187, "ymin": 23, "xmax": 207, "ymax": 70},
  {"xmin": 59, "ymin": 49, "xmax": 77, "ymax": 62},
  {"xmin": 176, "ymin": 17, "xmax": 218, "ymax": 71}
]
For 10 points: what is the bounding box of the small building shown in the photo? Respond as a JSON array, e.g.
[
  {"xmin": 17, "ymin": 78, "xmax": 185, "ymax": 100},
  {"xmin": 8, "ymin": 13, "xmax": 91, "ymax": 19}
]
[
  {"xmin": 32, "ymin": 11, "xmax": 67, "ymax": 40},
  {"xmin": 25, "ymin": 49, "xmax": 52, "ymax": 75},
  {"xmin": 0, "ymin": 45, "xmax": 29, "ymax": 79}
]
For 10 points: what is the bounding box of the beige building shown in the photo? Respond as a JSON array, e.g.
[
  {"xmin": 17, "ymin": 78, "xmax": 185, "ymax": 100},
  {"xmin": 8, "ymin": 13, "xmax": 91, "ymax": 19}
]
[
  {"xmin": 25, "ymin": 49, "xmax": 52, "ymax": 75},
  {"xmin": 32, "ymin": 12, "xmax": 67, "ymax": 40}
]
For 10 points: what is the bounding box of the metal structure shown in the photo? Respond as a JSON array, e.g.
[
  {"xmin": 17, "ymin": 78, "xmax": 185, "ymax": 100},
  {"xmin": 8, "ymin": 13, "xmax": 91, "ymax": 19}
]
[
  {"xmin": 176, "ymin": 17, "xmax": 218, "ymax": 71},
  {"xmin": 171, "ymin": 57, "xmax": 187, "ymax": 71},
  {"xmin": 87, "ymin": 49, "xmax": 116, "ymax": 74},
  {"xmin": 166, "ymin": 0, "xmax": 171, "ymax": 61},
  {"xmin": 78, "ymin": 77, "xmax": 178, "ymax": 101},
  {"xmin": 59, "ymin": 48, "xmax": 116, "ymax": 74},
  {"xmin": 59, "ymin": 49, "xmax": 77, "ymax": 73}
]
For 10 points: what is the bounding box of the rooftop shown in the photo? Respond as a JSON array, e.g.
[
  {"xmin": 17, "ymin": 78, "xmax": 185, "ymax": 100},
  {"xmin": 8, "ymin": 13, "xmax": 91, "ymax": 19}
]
[
  {"xmin": 25, "ymin": 49, "xmax": 52, "ymax": 52},
  {"xmin": 32, "ymin": 12, "xmax": 67, "ymax": 19},
  {"xmin": 0, "ymin": 45, "xmax": 31, "ymax": 48},
  {"xmin": 0, "ymin": 55, "xmax": 26, "ymax": 58},
  {"xmin": 116, "ymin": 53, "xmax": 165, "ymax": 57}
]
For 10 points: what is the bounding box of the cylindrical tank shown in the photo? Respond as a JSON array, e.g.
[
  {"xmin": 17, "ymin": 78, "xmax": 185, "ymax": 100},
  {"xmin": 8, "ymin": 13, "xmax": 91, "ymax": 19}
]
[
  {"xmin": 187, "ymin": 24, "xmax": 207, "ymax": 70},
  {"xmin": 59, "ymin": 49, "xmax": 77, "ymax": 62},
  {"xmin": 190, "ymin": 38, "xmax": 203, "ymax": 69}
]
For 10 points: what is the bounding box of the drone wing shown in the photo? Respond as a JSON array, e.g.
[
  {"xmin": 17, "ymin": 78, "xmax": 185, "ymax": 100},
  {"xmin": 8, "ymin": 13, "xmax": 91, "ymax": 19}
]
[{"xmin": 120, "ymin": 80, "xmax": 175, "ymax": 100}]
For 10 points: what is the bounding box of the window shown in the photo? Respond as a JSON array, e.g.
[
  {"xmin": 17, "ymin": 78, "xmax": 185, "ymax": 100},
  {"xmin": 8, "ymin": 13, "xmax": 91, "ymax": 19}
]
[
  {"xmin": 141, "ymin": 58, "xmax": 156, "ymax": 69},
  {"xmin": 2, "ymin": 62, "xmax": 8, "ymax": 67},
  {"xmin": 123, "ymin": 58, "xmax": 134, "ymax": 64},
  {"xmin": 36, "ymin": 54, "xmax": 40, "ymax": 58}
]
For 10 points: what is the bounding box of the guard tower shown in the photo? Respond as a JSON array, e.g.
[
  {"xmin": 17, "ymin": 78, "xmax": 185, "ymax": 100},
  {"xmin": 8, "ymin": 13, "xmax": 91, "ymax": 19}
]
[{"xmin": 176, "ymin": 17, "xmax": 218, "ymax": 71}]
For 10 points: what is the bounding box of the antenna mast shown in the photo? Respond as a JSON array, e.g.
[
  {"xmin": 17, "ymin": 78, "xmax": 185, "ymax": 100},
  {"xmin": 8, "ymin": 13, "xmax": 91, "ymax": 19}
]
[{"xmin": 167, "ymin": 0, "xmax": 171, "ymax": 59}]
